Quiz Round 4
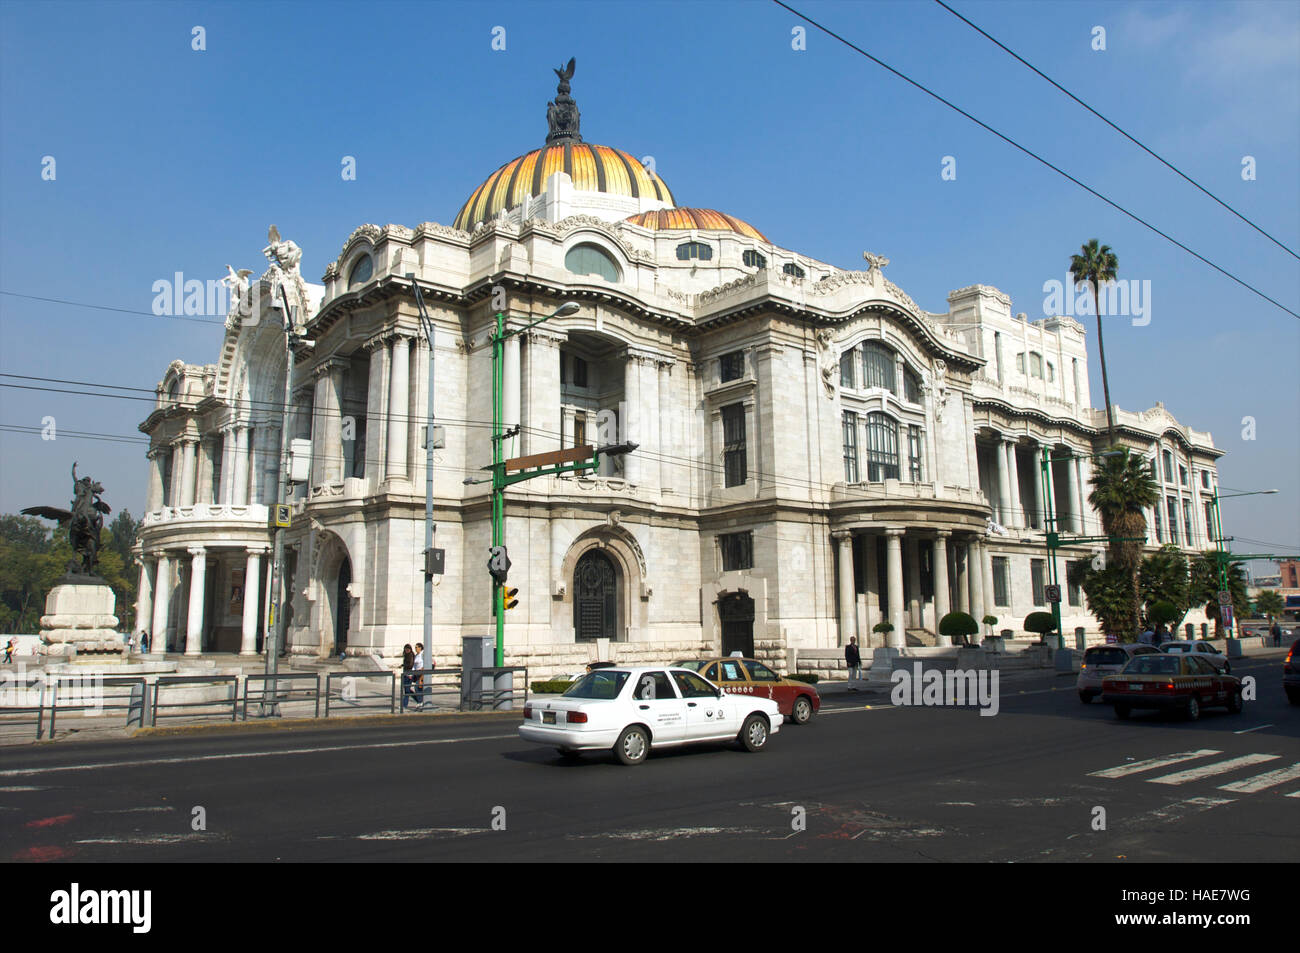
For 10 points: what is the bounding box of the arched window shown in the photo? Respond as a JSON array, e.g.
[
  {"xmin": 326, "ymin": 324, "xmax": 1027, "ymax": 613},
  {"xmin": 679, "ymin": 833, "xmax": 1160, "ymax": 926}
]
[
  {"xmin": 903, "ymin": 366, "xmax": 922, "ymax": 404},
  {"xmin": 167, "ymin": 379, "xmax": 180, "ymax": 402},
  {"xmin": 864, "ymin": 413, "xmax": 900, "ymax": 482},
  {"xmin": 782, "ymin": 262, "xmax": 805, "ymax": 278},
  {"xmin": 565, "ymin": 243, "xmax": 621, "ymax": 282},
  {"xmin": 676, "ymin": 241, "xmax": 713, "ymax": 261},
  {"xmin": 861, "ymin": 342, "xmax": 896, "ymax": 394},
  {"xmin": 742, "ymin": 249, "xmax": 766, "ymax": 268},
  {"xmin": 347, "ymin": 254, "xmax": 373, "ymax": 289}
]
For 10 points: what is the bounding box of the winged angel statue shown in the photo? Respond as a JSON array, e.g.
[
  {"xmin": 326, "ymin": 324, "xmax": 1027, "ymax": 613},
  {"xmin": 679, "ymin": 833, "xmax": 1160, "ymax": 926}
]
[{"xmin": 21, "ymin": 463, "xmax": 112, "ymax": 576}]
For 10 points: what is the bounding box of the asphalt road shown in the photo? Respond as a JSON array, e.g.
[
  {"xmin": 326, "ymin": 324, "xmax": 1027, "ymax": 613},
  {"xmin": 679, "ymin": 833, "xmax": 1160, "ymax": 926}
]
[{"xmin": 3, "ymin": 656, "xmax": 1296, "ymax": 862}]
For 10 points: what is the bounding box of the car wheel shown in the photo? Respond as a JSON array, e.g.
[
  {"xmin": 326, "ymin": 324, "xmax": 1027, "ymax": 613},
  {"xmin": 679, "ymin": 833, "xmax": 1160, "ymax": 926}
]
[
  {"xmin": 1079, "ymin": 692, "xmax": 1092, "ymax": 704},
  {"xmin": 1114, "ymin": 704, "xmax": 1131, "ymax": 720},
  {"xmin": 791, "ymin": 695, "xmax": 814, "ymax": 725},
  {"xmin": 738, "ymin": 713, "xmax": 770, "ymax": 752},
  {"xmin": 1185, "ymin": 695, "xmax": 1201, "ymax": 721},
  {"xmin": 613, "ymin": 726, "xmax": 649, "ymax": 766},
  {"xmin": 1227, "ymin": 691, "xmax": 1243, "ymax": 714}
]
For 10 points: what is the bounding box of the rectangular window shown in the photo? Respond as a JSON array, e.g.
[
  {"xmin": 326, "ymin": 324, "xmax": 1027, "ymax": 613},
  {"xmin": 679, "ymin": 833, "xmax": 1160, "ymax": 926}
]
[
  {"xmin": 1031, "ymin": 559, "xmax": 1047, "ymax": 606},
  {"xmin": 1154, "ymin": 505, "xmax": 1164, "ymax": 543},
  {"xmin": 907, "ymin": 425, "xmax": 924, "ymax": 482},
  {"xmin": 1204, "ymin": 500, "xmax": 1215, "ymax": 541},
  {"xmin": 1166, "ymin": 496, "xmax": 1179, "ymax": 544},
  {"xmin": 719, "ymin": 350, "xmax": 744, "ymax": 383},
  {"xmin": 1183, "ymin": 500, "xmax": 1193, "ymax": 546},
  {"xmin": 573, "ymin": 413, "xmax": 586, "ymax": 449},
  {"xmin": 572, "ymin": 356, "xmax": 588, "ymax": 388},
  {"xmin": 1180, "ymin": 465, "xmax": 1189, "ymax": 487},
  {"xmin": 1201, "ymin": 469, "xmax": 1211, "ymax": 489},
  {"xmin": 560, "ymin": 354, "xmax": 567, "ymax": 385},
  {"xmin": 864, "ymin": 413, "xmax": 900, "ymax": 482},
  {"xmin": 1162, "ymin": 450, "xmax": 1174, "ymax": 483},
  {"xmin": 842, "ymin": 411, "xmax": 859, "ymax": 484},
  {"xmin": 992, "ymin": 557, "xmax": 1010, "ymax": 607},
  {"xmin": 1067, "ymin": 562, "xmax": 1081, "ymax": 607},
  {"xmin": 722, "ymin": 403, "xmax": 747, "ymax": 487},
  {"xmin": 719, "ymin": 532, "xmax": 753, "ymax": 572}
]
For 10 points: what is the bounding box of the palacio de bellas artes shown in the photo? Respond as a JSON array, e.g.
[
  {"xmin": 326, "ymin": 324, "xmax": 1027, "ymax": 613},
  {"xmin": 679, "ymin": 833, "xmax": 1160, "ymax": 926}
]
[{"xmin": 133, "ymin": 63, "xmax": 1223, "ymax": 680}]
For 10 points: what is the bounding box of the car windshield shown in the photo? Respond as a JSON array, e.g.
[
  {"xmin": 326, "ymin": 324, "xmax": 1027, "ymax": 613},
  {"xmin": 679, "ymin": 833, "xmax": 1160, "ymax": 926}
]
[
  {"xmin": 563, "ymin": 670, "xmax": 630, "ymax": 700},
  {"xmin": 1085, "ymin": 648, "xmax": 1128, "ymax": 666},
  {"xmin": 1124, "ymin": 656, "xmax": 1182, "ymax": 675}
]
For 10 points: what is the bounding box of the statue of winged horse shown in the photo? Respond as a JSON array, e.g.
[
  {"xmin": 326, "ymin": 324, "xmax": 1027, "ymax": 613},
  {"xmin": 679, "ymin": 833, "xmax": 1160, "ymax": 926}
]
[{"xmin": 22, "ymin": 462, "xmax": 112, "ymax": 576}]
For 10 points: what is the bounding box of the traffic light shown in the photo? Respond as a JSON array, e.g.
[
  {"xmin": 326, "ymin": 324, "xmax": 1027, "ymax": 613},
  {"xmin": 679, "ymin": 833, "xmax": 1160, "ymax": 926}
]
[{"xmin": 504, "ymin": 587, "xmax": 520, "ymax": 611}]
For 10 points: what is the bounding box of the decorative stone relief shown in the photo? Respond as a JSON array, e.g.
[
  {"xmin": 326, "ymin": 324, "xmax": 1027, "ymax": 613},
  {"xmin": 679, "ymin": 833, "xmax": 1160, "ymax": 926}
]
[{"xmin": 815, "ymin": 329, "xmax": 837, "ymax": 397}]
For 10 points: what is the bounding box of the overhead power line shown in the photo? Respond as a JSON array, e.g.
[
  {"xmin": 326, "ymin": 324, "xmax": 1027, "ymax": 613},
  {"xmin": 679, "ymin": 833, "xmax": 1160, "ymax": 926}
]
[
  {"xmin": 770, "ymin": 0, "xmax": 1299, "ymax": 320},
  {"xmin": 933, "ymin": 0, "xmax": 1300, "ymax": 262}
]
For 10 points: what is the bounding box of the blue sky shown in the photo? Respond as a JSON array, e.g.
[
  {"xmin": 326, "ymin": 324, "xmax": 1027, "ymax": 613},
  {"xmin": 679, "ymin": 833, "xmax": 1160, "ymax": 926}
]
[{"xmin": 1, "ymin": 0, "xmax": 1296, "ymax": 568}]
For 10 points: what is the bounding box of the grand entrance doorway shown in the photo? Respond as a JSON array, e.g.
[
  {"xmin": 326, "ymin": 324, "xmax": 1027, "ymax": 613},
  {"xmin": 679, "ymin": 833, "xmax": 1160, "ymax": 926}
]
[
  {"xmin": 574, "ymin": 549, "xmax": 617, "ymax": 641},
  {"xmin": 334, "ymin": 557, "xmax": 352, "ymax": 656},
  {"xmin": 719, "ymin": 592, "xmax": 755, "ymax": 657}
]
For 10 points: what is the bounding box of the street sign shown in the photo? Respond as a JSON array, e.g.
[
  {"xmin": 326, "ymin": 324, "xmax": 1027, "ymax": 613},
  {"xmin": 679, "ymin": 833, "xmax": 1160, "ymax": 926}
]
[
  {"xmin": 1217, "ymin": 590, "xmax": 1232, "ymax": 606},
  {"xmin": 488, "ymin": 546, "xmax": 511, "ymax": 583},
  {"xmin": 1220, "ymin": 604, "xmax": 1234, "ymax": 630},
  {"xmin": 1044, "ymin": 584, "xmax": 1062, "ymax": 604},
  {"xmin": 505, "ymin": 444, "xmax": 593, "ymax": 472},
  {"xmin": 273, "ymin": 504, "xmax": 291, "ymax": 528},
  {"xmin": 425, "ymin": 548, "xmax": 445, "ymax": 575}
]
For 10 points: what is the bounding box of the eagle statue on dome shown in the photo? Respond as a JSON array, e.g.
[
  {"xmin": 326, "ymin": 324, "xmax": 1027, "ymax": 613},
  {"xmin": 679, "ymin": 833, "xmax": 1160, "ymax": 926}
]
[{"xmin": 546, "ymin": 58, "xmax": 582, "ymax": 145}]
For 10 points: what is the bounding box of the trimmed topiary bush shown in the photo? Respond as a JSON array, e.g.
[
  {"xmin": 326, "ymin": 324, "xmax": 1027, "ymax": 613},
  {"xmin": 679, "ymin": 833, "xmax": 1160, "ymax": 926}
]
[
  {"xmin": 530, "ymin": 680, "xmax": 575, "ymax": 694},
  {"xmin": 940, "ymin": 611, "xmax": 979, "ymax": 647},
  {"xmin": 1024, "ymin": 611, "xmax": 1057, "ymax": 637}
]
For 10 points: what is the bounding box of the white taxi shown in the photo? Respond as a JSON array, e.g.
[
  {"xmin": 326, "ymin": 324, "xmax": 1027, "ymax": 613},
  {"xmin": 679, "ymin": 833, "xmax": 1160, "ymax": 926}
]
[{"xmin": 519, "ymin": 666, "xmax": 782, "ymax": 765}]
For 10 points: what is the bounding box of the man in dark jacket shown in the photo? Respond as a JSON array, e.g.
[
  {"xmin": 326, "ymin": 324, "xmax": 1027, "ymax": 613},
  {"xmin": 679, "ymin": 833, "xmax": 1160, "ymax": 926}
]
[{"xmin": 845, "ymin": 636, "xmax": 861, "ymax": 691}]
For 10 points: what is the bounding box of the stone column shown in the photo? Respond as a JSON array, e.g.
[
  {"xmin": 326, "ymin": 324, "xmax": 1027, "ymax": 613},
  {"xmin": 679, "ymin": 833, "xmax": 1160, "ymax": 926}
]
[
  {"xmin": 146, "ymin": 450, "xmax": 164, "ymax": 512},
  {"xmin": 1030, "ymin": 444, "xmax": 1045, "ymax": 530},
  {"xmin": 387, "ymin": 336, "xmax": 410, "ymax": 482},
  {"xmin": 322, "ymin": 363, "xmax": 344, "ymax": 484},
  {"xmin": 185, "ymin": 547, "xmax": 207, "ymax": 656},
  {"xmin": 1073, "ymin": 456, "xmax": 1088, "ymax": 535},
  {"xmin": 1005, "ymin": 440, "xmax": 1023, "ymax": 529},
  {"xmin": 906, "ymin": 536, "xmax": 923, "ymax": 628},
  {"xmin": 365, "ymin": 338, "xmax": 387, "ymax": 491},
  {"xmin": 503, "ymin": 331, "xmax": 521, "ymax": 458},
  {"xmin": 934, "ymin": 532, "xmax": 952, "ymax": 645},
  {"xmin": 1064, "ymin": 451, "xmax": 1082, "ymax": 534},
  {"xmin": 179, "ymin": 437, "xmax": 197, "ymax": 507},
  {"xmin": 561, "ymin": 407, "xmax": 574, "ymax": 447},
  {"xmin": 168, "ymin": 443, "xmax": 183, "ymax": 506},
  {"xmin": 196, "ymin": 438, "xmax": 214, "ymax": 505},
  {"xmin": 862, "ymin": 534, "xmax": 878, "ymax": 637},
  {"xmin": 135, "ymin": 557, "xmax": 153, "ymax": 638},
  {"xmin": 969, "ymin": 537, "xmax": 986, "ymax": 631},
  {"xmin": 885, "ymin": 528, "xmax": 906, "ymax": 648},
  {"xmin": 956, "ymin": 542, "xmax": 969, "ymax": 613},
  {"xmin": 219, "ymin": 429, "xmax": 234, "ymax": 504},
  {"xmin": 240, "ymin": 548, "xmax": 264, "ymax": 656},
  {"xmin": 835, "ymin": 532, "xmax": 856, "ymax": 646},
  {"xmin": 232, "ymin": 426, "xmax": 250, "ymax": 505},
  {"xmin": 995, "ymin": 438, "xmax": 1012, "ymax": 526},
  {"xmin": 151, "ymin": 554, "xmax": 172, "ymax": 649},
  {"xmin": 658, "ymin": 361, "xmax": 672, "ymax": 490},
  {"xmin": 623, "ymin": 353, "xmax": 642, "ymax": 484}
]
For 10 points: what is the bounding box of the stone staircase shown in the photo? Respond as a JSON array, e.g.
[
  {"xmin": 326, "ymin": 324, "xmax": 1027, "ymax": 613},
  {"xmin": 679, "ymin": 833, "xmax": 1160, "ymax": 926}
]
[{"xmin": 905, "ymin": 627, "xmax": 937, "ymax": 647}]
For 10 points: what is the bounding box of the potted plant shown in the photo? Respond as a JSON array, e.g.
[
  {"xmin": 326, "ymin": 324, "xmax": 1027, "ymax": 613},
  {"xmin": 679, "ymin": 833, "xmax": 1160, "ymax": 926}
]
[
  {"xmin": 939, "ymin": 611, "xmax": 979, "ymax": 648},
  {"xmin": 1024, "ymin": 611, "xmax": 1058, "ymax": 649},
  {"xmin": 872, "ymin": 620, "xmax": 894, "ymax": 646},
  {"xmin": 982, "ymin": 614, "xmax": 998, "ymax": 641}
]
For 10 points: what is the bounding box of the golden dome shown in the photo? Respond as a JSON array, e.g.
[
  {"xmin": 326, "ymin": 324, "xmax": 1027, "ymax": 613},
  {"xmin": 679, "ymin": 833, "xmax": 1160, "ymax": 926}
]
[
  {"xmin": 623, "ymin": 207, "xmax": 768, "ymax": 243},
  {"xmin": 453, "ymin": 143, "xmax": 675, "ymax": 232}
]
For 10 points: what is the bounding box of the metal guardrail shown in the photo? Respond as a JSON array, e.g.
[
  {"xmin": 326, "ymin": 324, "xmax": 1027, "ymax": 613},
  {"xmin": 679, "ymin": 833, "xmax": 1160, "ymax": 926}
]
[
  {"xmin": 50, "ymin": 675, "xmax": 148, "ymax": 738},
  {"xmin": 242, "ymin": 673, "xmax": 320, "ymax": 720},
  {"xmin": 324, "ymin": 670, "xmax": 395, "ymax": 717},
  {"xmin": 150, "ymin": 674, "xmax": 238, "ymax": 726},
  {"xmin": 0, "ymin": 672, "xmax": 48, "ymax": 739},
  {"xmin": 464, "ymin": 666, "xmax": 528, "ymax": 711},
  {"xmin": 401, "ymin": 668, "xmax": 461, "ymax": 711}
]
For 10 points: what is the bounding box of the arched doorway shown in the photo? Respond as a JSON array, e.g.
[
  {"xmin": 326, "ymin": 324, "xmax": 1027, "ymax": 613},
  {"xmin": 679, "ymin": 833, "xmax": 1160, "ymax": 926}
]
[
  {"xmin": 334, "ymin": 557, "xmax": 352, "ymax": 656},
  {"xmin": 573, "ymin": 549, "xmax": 618, "ymax": 642},
  {"xmin": 719, "ymin": 592, "xmax": 755, "ymax": 657}
]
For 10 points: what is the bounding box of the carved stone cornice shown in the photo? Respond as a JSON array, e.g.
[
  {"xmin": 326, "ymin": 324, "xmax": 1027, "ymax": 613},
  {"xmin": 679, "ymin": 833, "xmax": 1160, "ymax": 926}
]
[{"xmin": 413, "ymin": 221, "xmax": 472, "ymax": 242}]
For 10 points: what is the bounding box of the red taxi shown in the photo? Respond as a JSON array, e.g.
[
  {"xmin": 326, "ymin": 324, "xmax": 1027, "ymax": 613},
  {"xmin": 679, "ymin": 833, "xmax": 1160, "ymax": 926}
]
[
  {"xmin": 675, "ymin": 657, "xmax": 820, "ymax": 725},
  {"xmin": 1101, "ymin": 653, "xmax": 1243, "ymax": 721}
]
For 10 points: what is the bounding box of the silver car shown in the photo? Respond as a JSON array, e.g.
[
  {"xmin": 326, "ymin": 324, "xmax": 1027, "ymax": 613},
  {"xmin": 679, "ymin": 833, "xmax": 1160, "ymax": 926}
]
[
  {"xmin": 1077, "ymin": 643, "xmax": 1161, "ymax": 703},
  {"xmin": 1160, "ymin": 640, "xmax": 1231, "ymax": 673}
]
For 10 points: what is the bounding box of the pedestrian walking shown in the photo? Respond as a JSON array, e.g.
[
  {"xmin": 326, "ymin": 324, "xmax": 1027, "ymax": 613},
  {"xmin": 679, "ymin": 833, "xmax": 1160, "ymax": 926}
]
[
  {"xmin": 1272, "ymin": 621, "xmax": 1282, "ymax": 647},
  {"xmin": 414, "ymin": 643, "xmax": 427, "ymax": 709},
  {"xmin": 401, "ymin": 644, "xmax": 416, "ymax": 712},
  {"xmin": 141, "ymin": 631, "xmax": 151, "ymax": 654},
  {"xmin": 845, "ymin": 636, "xmax": 861, "ymax": 691},
  {"xmin": 3, "ymin": 638, "xmax": 16, "ymax": 664}
]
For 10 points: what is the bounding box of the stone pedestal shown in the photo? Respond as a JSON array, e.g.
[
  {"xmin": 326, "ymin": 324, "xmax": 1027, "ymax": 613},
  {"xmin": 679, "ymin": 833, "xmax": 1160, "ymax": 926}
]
[{"xmin": 38, "ymin": 576, "xmax": 122, "ymax": 656}]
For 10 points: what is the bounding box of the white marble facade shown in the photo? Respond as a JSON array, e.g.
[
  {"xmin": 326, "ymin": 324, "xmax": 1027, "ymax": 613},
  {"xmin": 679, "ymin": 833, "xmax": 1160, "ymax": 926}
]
[{"xmin": 134, "ymin": 105, "xmax": 1222, "ymax": 672}]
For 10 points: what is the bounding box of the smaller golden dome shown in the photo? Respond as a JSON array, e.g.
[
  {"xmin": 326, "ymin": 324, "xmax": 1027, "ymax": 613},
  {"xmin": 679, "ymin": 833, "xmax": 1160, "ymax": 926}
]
[{"xmin": 624, "ymin": 208, "xmax": 768, "ymax": 243}]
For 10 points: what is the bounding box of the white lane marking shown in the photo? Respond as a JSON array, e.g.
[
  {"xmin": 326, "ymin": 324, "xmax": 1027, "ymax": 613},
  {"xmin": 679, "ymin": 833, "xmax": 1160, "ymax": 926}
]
[
  {"xmin": 0, "ymin": 733, "xmax": 518, "ymax": 778},
  {"xmin": 1149, "ymin": 754, "xmax": 1281, "ymax": 785},
  {"xmin": 349, "ymin": 828, "xmax": 484, "ymax": 841},
  {"xmin": 96, "ymin": 806, "xmax": 176, "ymax": 814},
  {"xmin": 1218, "ymin": 763, "xmax": 1300, "ymax": 793},
  {"xmin": 819, "ymin": 705, "xmax": 900, "ymax": 715},
  {"xmin": 1140, "ymin": 796, "xmax": 1235, "ymax": 823},
  {"xmin": 76, "ymin": 833, "xmax": 227, "ymax": 845},
  {"xmin": 1088, "ymin": 750, "xmax": 1221, "ymax": 779},
  {"xmin": 1233, "ymin": 724, "xmax": 1274, "ymax": 734},
  {"xmin": 0, "ymin": 785, "xmax": 47, "ymax": 792},
  {"xmin": 567, "ymin": 827, "xmax": 754, "ymax": 842}
]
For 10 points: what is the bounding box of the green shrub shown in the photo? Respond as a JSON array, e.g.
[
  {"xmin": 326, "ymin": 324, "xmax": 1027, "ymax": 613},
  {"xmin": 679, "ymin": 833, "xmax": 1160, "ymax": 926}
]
[
  {"xmin": 788, "ymin": 673, "xmax": 819, "ymax": 684},
  {"xmin": 940, "ymin": 611, "xmax": 979, "ymax": 646},
  {"xmin": 530, "ymin": 680, "xmax": 574, "ymax": 694},
  {"xmin": 872, "ymin": 621, "xmax": 894, "ymax": 634},
  {"xmin": 1023, "ymin": 611, "xmax": 1057, "ymax": 636}
]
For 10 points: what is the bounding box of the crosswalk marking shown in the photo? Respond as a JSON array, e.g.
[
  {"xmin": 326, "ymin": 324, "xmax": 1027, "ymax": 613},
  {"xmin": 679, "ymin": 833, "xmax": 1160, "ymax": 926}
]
[
  {"xmin": 1149, "ymin": 754, "xmax": 1280, "ymax": 786},
  {"xmin": 1287, "ymin": 791, "xmax": 1300, "ymax": 799},
  {"xmin": 1218, "ymin": 763, "xmax": 1300, "ymax": 793},
  {"xmin": 1088, "ymin": 750, "xmax": 1221, "ymax": 779},
  {"xmin": 1143, "ymin": 797, "xmax": 1235, "ymax": 822}
]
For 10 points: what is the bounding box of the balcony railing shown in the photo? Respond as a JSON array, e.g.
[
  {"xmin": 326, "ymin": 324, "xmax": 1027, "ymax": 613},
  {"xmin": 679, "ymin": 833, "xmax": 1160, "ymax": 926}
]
[{"xmin": 141, "ymin": 502, "xmax": 270, "ymax": 526}]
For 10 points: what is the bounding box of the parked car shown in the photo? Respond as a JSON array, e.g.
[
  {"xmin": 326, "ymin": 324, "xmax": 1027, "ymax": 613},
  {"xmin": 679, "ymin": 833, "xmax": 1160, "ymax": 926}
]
[
  {"xmin": 1285, "ymin": 639, "xmax": 1299, "ymax": 706},
  {"xmin": 1101, "ymin": 654, "xmax": 1243, "ymax": 721},
  {"xmin": 1160, "ymin": 639, "xmax": 1231, "ymax": 673},
  {"xmin": 675, "ymin": 656, "xmax": 821, "ymax": 724},
  {"xmin": 1077, "ymin": 643, "xmax": 1161, "ymax": 703},
  {"xmin": 519, "ymin": 666, "xmax": 782, "ymax": 765}
]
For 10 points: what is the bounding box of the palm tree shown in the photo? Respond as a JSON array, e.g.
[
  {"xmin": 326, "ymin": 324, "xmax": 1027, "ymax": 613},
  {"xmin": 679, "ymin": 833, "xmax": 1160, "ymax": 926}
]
[
  {"xmin": 1088, "ymin": 450, "xmax": 1160, "ymax": 639},
  {"xmin": 1069, "ymin": 239, "xmax": 1119, "ymax": 445}
]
